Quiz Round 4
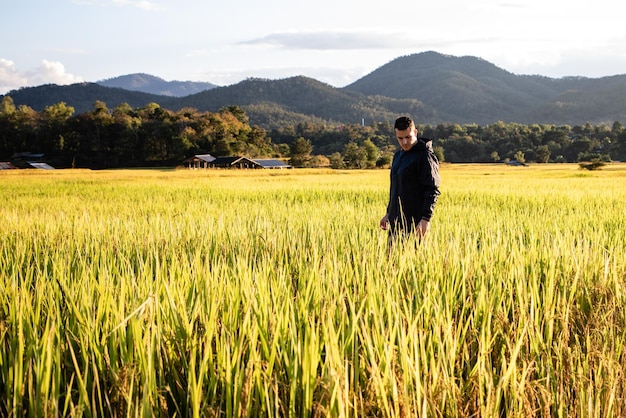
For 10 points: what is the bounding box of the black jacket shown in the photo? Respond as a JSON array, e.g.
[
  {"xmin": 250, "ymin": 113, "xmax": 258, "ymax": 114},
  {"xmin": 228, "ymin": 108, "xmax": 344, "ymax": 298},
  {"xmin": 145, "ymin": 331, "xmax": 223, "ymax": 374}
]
[{"xmin": 386, "ymin": 138, "xmax": 440, "ymax": 231}]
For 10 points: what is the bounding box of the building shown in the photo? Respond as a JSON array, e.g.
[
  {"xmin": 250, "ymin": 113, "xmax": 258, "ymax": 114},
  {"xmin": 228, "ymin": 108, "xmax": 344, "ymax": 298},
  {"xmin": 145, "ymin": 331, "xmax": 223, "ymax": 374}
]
[
  {"xmin": 254, "ymin": 159, "xmax": 292, "ymax": 169},
  {"xmin": 26, "ymin": 162, "xmax": 55, "ymax": 170},
  {"xmin": 0, "ymin": 162, "xmax": 17, "ymax": 170},
  {"xmin": 185, "ymin": 155, "xmax": 291, "ymax": 169},
  {"xmin": 184, "ymin": 154, "xmax": 216, "ymax": 169},
  {"xmin": 6, "ymin": 153, "xmax": 55, "ymax": 169}
]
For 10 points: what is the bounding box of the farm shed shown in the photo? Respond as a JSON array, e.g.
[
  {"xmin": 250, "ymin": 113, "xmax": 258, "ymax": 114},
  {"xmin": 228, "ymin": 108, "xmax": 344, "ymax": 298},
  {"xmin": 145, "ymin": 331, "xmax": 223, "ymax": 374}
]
[
  {"xmin": 185, "ymin": 155, "xmax": 292, "ymax": 169},
  {"xmin": 184, "ymin": 154, "xmax": 216, "ymax": 169},
  {"xmin": 0, "ymin": 162, "xmax": 17, "ymax": 170},
  {"xmin": 254, "ymin": 159, "xmax": 292, "ymax": 169},
  {"xmin": 27, "ymin": 162, "xmax": 55, "ymax": 170},
  {"xmin": 208, "ymin": 156, "xmax": 262, "ymax": 169},
  {"xmin": 8, "ymin": 152, "xmax": 54, "ymax": 169}
]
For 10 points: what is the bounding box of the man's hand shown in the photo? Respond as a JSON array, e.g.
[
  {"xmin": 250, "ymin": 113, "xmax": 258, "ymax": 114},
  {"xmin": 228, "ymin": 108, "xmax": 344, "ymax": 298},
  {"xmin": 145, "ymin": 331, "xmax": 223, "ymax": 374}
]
[
  {"xmin": 379, "ymin": 215, "xmax": 389, "ymax": 230},
  {"xmin": 416, "ymin": 219, "xmax": 430, "ymax": 238}
]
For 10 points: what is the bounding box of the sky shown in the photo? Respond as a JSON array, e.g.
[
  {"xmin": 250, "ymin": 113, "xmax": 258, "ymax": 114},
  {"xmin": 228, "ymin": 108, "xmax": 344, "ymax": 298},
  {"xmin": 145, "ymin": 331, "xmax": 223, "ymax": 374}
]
[{"xmin": 2, "ymin": 0, "xmax": 626, "ymax": 95}]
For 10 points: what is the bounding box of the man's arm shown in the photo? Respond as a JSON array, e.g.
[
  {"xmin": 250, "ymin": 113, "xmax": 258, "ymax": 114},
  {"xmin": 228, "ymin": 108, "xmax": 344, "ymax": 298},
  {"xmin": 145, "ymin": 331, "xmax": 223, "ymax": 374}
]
[{"xmin": 420, "ymin": 152, "xmax": 441, "ymax": 221}]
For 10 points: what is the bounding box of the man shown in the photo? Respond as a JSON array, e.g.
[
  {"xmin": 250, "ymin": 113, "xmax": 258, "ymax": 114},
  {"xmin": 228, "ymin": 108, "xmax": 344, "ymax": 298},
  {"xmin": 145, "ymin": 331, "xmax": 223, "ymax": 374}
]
[{"xmin": 380, "ymin": 116, "xmax": 441, "ymax": 244}]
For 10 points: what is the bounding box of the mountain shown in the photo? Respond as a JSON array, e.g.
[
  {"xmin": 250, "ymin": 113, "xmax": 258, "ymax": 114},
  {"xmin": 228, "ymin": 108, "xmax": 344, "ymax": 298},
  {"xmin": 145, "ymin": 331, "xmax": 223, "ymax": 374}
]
[
  {"xmin": 3, "ymin": 82, "xmax": 168, "ymax": 113},
  {"xmin": 344, "ymin": 51, "xmax": 626, "ymax": 125},
  {"xmin": 98, "ymin": 73, "xmax": 217, "ymax": 97},
  {"xmin": 344, "ymin": 51, "xmax": 556, "ymax": 123},
  {"xmin": 4, "ymin": 51, "xmax": 626, "ymax": 127},
  {"xmin": 165, "ymin": 76, "xmax": 436, "ymax": 127}
]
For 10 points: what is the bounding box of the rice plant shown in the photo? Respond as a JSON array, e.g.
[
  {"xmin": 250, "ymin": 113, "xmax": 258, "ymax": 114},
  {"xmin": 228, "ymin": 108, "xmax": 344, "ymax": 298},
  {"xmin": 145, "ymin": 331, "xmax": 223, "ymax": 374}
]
[{"xmin": 0, "ymin": 164, "xmax": 625, "ymax": 417}]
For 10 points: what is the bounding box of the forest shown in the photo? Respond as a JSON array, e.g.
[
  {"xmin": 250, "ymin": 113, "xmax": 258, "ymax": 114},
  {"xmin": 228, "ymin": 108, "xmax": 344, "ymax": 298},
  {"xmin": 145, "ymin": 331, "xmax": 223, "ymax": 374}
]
[{"xmin": 1, "ymin": 96, "xmax": 625, "ymax": 169}]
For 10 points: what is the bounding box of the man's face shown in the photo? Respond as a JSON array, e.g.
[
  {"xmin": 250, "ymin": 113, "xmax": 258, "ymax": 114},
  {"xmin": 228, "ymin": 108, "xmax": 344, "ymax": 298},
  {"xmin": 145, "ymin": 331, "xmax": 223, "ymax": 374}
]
[{"xmin": 395, "ymin": 126, "xmax": 418, "ymax": 151}]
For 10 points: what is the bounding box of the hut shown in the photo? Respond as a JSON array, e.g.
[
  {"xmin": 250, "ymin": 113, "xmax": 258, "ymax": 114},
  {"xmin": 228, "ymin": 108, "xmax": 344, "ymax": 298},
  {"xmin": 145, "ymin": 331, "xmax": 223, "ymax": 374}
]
[
  {"xmin": 254, "ymin": 159, "xmax": 292, "ymax": 169},
  {"xmin": 184, "ymin": 154, "xmax": 216, "ymax": 169},
  {"xmin": 26, "ymin": 162, "xmax": 55, "ymax": 170},
  {"xmin": 208, "ymin": 156, "xmax": 262, "ymax": 169},
  {"xmin": 184, "ymin": 155, "xmax": 292, "ymax": 169},
  {"xmin": 0, "ymin": 162, "xmax": 17, "ymax": 170}
]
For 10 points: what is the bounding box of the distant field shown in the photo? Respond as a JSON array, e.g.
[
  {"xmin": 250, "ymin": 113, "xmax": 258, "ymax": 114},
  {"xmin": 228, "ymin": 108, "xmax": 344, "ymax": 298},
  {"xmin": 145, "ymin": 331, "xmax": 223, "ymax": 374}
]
[{"xmin": 1, "ymin": 164, "xmax": 625, "ymax": 417}]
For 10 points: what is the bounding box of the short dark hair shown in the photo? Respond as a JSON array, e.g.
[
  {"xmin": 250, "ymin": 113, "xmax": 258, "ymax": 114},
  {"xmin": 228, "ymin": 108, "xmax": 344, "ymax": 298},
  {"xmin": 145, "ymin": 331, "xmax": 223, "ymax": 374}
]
[{"xmin": 394, "ymin": 116, "xmax": 414, "ymax": 131}]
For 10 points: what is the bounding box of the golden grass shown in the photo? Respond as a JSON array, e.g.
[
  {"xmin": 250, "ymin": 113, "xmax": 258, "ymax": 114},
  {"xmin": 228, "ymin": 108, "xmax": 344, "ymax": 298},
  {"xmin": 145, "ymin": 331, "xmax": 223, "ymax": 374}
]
[{"xmin": 1, "ymin": 163, "xmax": 625, "ymax": 417}]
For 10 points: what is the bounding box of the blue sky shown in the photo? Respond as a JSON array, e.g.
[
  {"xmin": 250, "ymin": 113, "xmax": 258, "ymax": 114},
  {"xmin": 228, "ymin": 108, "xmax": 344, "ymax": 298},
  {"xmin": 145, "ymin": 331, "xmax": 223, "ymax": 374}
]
[{"xmin": 2, "ymin": 0, "xmax": 626, "ymax": 94}]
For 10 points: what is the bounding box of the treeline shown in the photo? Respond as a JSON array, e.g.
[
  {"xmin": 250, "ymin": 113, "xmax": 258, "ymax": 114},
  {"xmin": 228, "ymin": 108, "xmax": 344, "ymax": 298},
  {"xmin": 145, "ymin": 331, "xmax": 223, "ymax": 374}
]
[
  {"xmin": 2, "ymin": 97, "xmax": 626, "ymax": 169},
  {"xmin": 0, "ymin": 97, "xmax": 274, "ymax": 169},
  {"xmin": 271, "ymin": 119, "xmax": 626, "ymax": 167}
]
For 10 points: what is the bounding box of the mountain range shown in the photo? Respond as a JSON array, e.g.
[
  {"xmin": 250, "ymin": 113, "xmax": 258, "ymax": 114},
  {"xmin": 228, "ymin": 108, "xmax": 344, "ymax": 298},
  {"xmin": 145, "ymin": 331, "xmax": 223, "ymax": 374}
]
[
  {"xmin": 4, "ymin": 51, "xmax": 626, "ymax": 128},
  {"xmin": 98, "ymin": 73, "xmax": 217, "ymax": 97}
]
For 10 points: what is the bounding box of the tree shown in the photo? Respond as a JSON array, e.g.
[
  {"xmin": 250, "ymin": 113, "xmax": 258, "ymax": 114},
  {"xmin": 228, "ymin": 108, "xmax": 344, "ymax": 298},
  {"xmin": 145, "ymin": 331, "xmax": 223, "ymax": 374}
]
[
  {"xmin": 361, "ymin": 139, "xmax": 379, "ymax": 168},
  {"xmin": 564, "ymin": 137, "xmax": 592, "ymax": 162},
  {"xmin": 214, "ymin": 138, "xmax": 232, "ymax": 156},
  {"xmin": 433, "ymin": 145, "xmax": 445, "ymax": 163},
  {"xmin": 443, "ymin": 135, "xmax": 487, "ymax": 162},
  {"xmin": 309, "ymin": 155, "xmax": 330, "ymax": 168},
  {"xmin": 0, "ymin": 97, "xmax": 17, "ymax": 155},
  {"xmin": 579, "ymin": 160, "xmax": 606, "ymax": 170},
  {"xmin": 289, "ymin": 137, "xmax": 312, "ymax": 167},
  {"xmin": 535, "ymin": 145, "xmax": 551, "ymax": 163},
  {"xmin": 90, "ymin": 100, "xmax": 114, "ymax": 157},
  {"xmin": 376, "ymin": 154, "xmax": 392, "ymax": 168},
  {"xmin": 12, "ymin": 105, "xmax": 40, "ymax": 155},
  {"xmin": 328, "ymin": 152, "xmax": 345, "ymax": 169},
  {"xmin": 0, "ymin": 96, "xmax": 16, "ymax": 115},
  {"xmin": 110, "ymin": 103, "xmax": 143, "ymax": 166},
  {"xmin": 342, "ymin": 141, "xmax": 367, "ymax": 168},
  {"xmin": 223, "ymin": 105, "xmax": 248, "ymax": 124},
  {"xmin": 275, "ymin": 143, "xmax": 290, "ymax": 157},
  {"xmin": 42, "ymin": 102, "xmax": 75, "ymax": 157}
]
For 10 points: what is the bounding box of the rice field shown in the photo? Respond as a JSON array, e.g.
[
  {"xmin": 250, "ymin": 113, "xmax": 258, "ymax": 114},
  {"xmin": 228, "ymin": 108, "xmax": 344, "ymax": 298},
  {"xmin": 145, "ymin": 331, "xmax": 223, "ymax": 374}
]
[{"xmin": 1, "ymin": 163, "xmax": 625, "ymax": 417}]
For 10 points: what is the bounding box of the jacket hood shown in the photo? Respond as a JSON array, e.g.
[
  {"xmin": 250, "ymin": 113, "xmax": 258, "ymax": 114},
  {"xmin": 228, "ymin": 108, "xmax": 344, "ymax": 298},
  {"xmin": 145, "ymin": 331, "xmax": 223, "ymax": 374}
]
[{"xmin": 411, "ymin": 137, "xmax": 433, "ymax": 152}]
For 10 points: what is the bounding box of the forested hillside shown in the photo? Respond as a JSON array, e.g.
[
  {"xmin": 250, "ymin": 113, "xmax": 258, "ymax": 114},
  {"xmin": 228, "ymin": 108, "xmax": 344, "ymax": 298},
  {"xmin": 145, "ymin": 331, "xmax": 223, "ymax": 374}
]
[
  {"xmin": 5, "ymin": 51, "xmax": 626, "ymax": 128},
  {"xmin": 4, "ymin": 83, "xmax": 166, "ymax": 115},
  {"xmin": 3, "ymin": 51, "xmax": 626, "ymax": 169},
  {"xmin": 345, "ymin": 52, "xmax": 626, "ymax": 125},
  {"xmin": 2, "ymin": 95, "xmax": 625, "ymax": 170},
  {"xmin": 165, "ymin": 76, "xmax": 435, "ymax": 128}
]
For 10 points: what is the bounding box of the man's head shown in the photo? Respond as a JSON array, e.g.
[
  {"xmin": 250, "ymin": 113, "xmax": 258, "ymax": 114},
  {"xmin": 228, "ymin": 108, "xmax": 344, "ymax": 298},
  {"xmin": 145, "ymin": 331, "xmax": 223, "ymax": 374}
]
[{"xmin": 394, "ymin": 116, "xmax": 418, "ymax": 151}]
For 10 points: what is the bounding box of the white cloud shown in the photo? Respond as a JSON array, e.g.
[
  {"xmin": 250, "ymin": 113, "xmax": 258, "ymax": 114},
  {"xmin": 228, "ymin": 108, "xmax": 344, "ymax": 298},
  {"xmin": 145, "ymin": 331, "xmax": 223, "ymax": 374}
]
[
  {"xmin": 33, "ymin": 60, "xmax": 84, "ymax": 85},
  {"xmin": 112, "ymin": 0, "xmax": 163, "ymax": 11},
  {"xmin": 240, "ymin": 30, "xmax": 495, "ymax": 52},
  {"xmin": 0, "ymin": 59, "xmax": 29, "ymax": 94},
  {"xmin": 241, "ymin": 30, "xmax": 414, "ymax": 50},
  {"xmin": 0, "ymin": 59, "xmax": 83, "ymax": 94}
]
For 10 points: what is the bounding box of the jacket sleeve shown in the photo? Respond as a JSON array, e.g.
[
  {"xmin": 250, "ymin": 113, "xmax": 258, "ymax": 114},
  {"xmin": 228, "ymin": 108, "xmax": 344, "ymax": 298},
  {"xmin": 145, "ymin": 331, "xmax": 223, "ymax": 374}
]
[
  {"xmin": 386, "ymin": 153, "xmax": 398, "ymax": 216},
  {"xmin": 419, "ymin": 151, "xmax": 441, "ymax": 221}
]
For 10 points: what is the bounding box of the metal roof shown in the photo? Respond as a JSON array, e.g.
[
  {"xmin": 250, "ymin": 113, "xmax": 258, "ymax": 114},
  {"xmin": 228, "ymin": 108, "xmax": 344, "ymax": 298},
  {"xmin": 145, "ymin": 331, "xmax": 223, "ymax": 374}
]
[
  {"xmin": 254, "ymin": 159, "xmax": 291, "ymax": 168},
  {"xmin": 210, "ymin": 156, "xmax": 251, "ymax": 166},
  {"xmin": 0, "ymin": 162, "xmax": 17, "ymax": 170},
  {"xmin": 194, "ymin": 154, "xmax": 216, "ymax": 163},
  {"xmin": 184, "ymin": 155, "xmax": 291, "ymax": 169},
  {"xmin": 27, "ymin": 162, "xmax": 55, "ymax": 170}
]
